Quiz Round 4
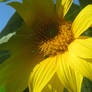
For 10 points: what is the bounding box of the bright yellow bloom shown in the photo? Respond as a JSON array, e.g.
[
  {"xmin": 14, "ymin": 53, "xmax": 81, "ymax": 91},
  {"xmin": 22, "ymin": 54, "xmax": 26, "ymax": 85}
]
[{"xmin": 0, "ymin": 0, "xmax": 92, "ymax": 92}]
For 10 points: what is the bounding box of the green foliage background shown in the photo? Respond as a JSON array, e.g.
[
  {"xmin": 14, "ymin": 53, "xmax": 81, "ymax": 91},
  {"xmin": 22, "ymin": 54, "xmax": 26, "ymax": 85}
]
[{"xmin": 0, "ymin": 0, "xmax": 92, "ymax": 92}]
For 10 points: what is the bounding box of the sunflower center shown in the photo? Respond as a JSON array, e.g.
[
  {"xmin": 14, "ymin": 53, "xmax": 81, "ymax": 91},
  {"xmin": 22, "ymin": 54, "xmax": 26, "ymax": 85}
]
[{"xmin": 38, "ymin": 21, "xmax": 74, "ymax": 57}]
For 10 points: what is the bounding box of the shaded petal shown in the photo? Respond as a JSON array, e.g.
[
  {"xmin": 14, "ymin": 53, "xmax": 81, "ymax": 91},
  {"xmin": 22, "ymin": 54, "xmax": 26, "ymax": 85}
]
[
  {"xmin": 0, "ymin": 24, "xmax": 35, "ymax": 54},
  {"xmin": 8, "ymin": 0, "xmax": 55, "ymax": 26},
  {"xmin": 57, "ymin": 53, "xmax": 83, "ymax": 92},
  {"xmin": 42, "ymin": 73, "xmax": 64, "ymax": 92},
  {"xmin": 0, "ymin": 24, "xmax": 42, "ymax": 92},
  {"xmin": 0, "ymin": 50, "xmax": 42, "ymax": 92},
  {"xmin": 56, "ymin": 0, "xmax": 73, "ymax": 19},
  {"xmin": 72, "ymin": 4, "xmax": 92, "ymax": 38},
  {"xmin": 68, "ymin": 52, "xmax": 92, "ymax": 81},
  {"xmin": 29, "ymin": 56, "xmax": 57, "ymax": 92},
  {"xmin": 68, "ymin": 38, "xmax": 92, "ymax": 59}
]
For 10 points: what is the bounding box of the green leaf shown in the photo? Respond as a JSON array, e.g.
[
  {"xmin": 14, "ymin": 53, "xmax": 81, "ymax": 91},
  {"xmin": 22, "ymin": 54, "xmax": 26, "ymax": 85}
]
[
  {"xmin": 64, "ymin": 88, "xmax": 69, "ymax": 92},
  {"xmin": 0, "ymin": 85, "xmax": 5, "ymax": 92},
  {"xmin": 81, "ymin": 77, "xmax": 92, "ymax": 92},
  {"xmin": 0, "ymin": 50, "xmax": 10, "ymax": 64},
  {"xmin": 87, "ymin": 28, "xmax": 92, "ymax": 37},
  {"xmin": 0, "ymin": 0, "xmax": 9, "ymax": 2},
  {"xmin": 0, "ymin": 32, "xmax": 16, "ymax": 44},
  {"xmin": 79, "ymin": 0, "xmax": 92, "ymax": 9},
  {"xmin": 23, "ymin": 88, "xmax": 29, "ymax": 92},
  {"xmin": 0, "ymin": 12, "xmax": 23, "ymax": 44},
  {"xmin": 0, "ymin": 12, "xmax": 23, "ymax": 39},
  {"xmin": 65, "ymin": 4, "xmax": 81, "ymax": 22},
  {"xmin": 0, "ymin": 12, "xmax": 23, "ymax": 64},
  {"xmin": 82, "ymin": 28, "xmax": 92, "ymax": 37}
]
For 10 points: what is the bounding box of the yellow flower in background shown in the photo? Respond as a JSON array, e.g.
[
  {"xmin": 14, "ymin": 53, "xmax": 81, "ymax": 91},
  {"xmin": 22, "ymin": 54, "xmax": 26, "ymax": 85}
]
[{"xmin": 0, "ymin": 0, "xmax": 92, "ymax": 92}]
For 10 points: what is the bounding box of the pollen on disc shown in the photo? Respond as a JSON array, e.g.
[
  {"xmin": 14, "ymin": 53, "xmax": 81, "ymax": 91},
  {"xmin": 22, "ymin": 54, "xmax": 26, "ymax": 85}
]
[{"xmin": 39, "ymin": 21, "xmax": 74, "ymax": 57}]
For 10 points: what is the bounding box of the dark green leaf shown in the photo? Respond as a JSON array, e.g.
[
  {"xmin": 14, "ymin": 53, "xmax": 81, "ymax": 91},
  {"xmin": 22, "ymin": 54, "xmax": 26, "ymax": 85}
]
[
  {"xmin": 23, "ymin": 87, "xmax": 29, "ymax": 92},
  {"xmin": 0, "ymin": 50, "xmax": 10, "ymax": 64},
  {"xmin": 0, "ymin": 12, "xmax": 23, "ymax": 64},
  {"xmin": 64, "ymin": 88, "xmax": 69, "ymax": 92},
  {"xmin": 0, "ymin": 12, "xmax": 23, "ymax": 39},
  {"xmin": 65, "ymin": 4, "xmax": 81, "ymax": 22},
  {"xmin": 82, "ymin": 77, "xmax": 92, "ymax": 92},
  {"xmin": 79, "ymin": 0, "xmax": 92, "ymax": 9},
  {"xmin": 82, "ymin": 28, "xmax": 92, "ymax": 37},
  {"xmin": 0, "ymin": 12, "xmax": 23, "ymax": 44}
]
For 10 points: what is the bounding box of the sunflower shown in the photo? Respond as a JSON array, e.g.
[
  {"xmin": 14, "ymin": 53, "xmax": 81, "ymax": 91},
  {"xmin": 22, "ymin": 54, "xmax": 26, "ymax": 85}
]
[{"xmin": 0, "ymin": 0, "xmax": 92, "ymax": 92}]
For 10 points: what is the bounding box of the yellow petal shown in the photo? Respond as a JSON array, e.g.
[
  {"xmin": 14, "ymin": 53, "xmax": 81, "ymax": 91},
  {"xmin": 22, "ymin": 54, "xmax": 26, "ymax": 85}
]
[
  {"xmin": 72, "ymin": 4, "xmax": 92, "ymax": 38},
  {"xmin": 68, "ymin": 38, "xmax": 92, "ymax": 59},
  {"xmin": 68, "ymin": 52, "xmax": 92, "ymax": 81},
  {"xmin": 29, "ymin": 56, "xmax": 57, "ymax": 92},
  {"xmin": 56, "ymin": 0, "xmax": 73, "ymax": 19},
  {"xmin": 57, "ymin": 53, "xmax": 83, "ymax": 92},
  {"xmin": 8, "ymin": 0, "xmax": 55, "ymax": 26}
]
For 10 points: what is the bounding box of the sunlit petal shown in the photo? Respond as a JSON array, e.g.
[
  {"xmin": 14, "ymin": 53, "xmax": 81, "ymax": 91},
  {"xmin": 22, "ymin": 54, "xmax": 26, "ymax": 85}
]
[
  {"xmin": 72, "ymin": 4, "xmax": 92, "ymax": 38},
  {"xmin": 56, "ymin": 0, "xmax": 73, "ymax": 19},
  {"xmin": 29, "ymin": 56, "xmax": 57, "ymax": 92},
  {"xmin": 68, "ymin": 52, "xmax": 92, "ymax": 81},
  {"xmin": 57, "ymin": 53, "xmax": 83, "ymax": 92},
  {"xmin": 68, "ymin": 38, "xmax": 92, "ymax": 59}
]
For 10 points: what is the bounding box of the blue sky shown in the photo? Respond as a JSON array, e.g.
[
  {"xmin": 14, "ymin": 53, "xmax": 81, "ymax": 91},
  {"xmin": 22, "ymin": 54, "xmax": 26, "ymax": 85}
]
[{"xmin": 0, "ymin": 0, "xmax": 79, "ymax": 32}]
